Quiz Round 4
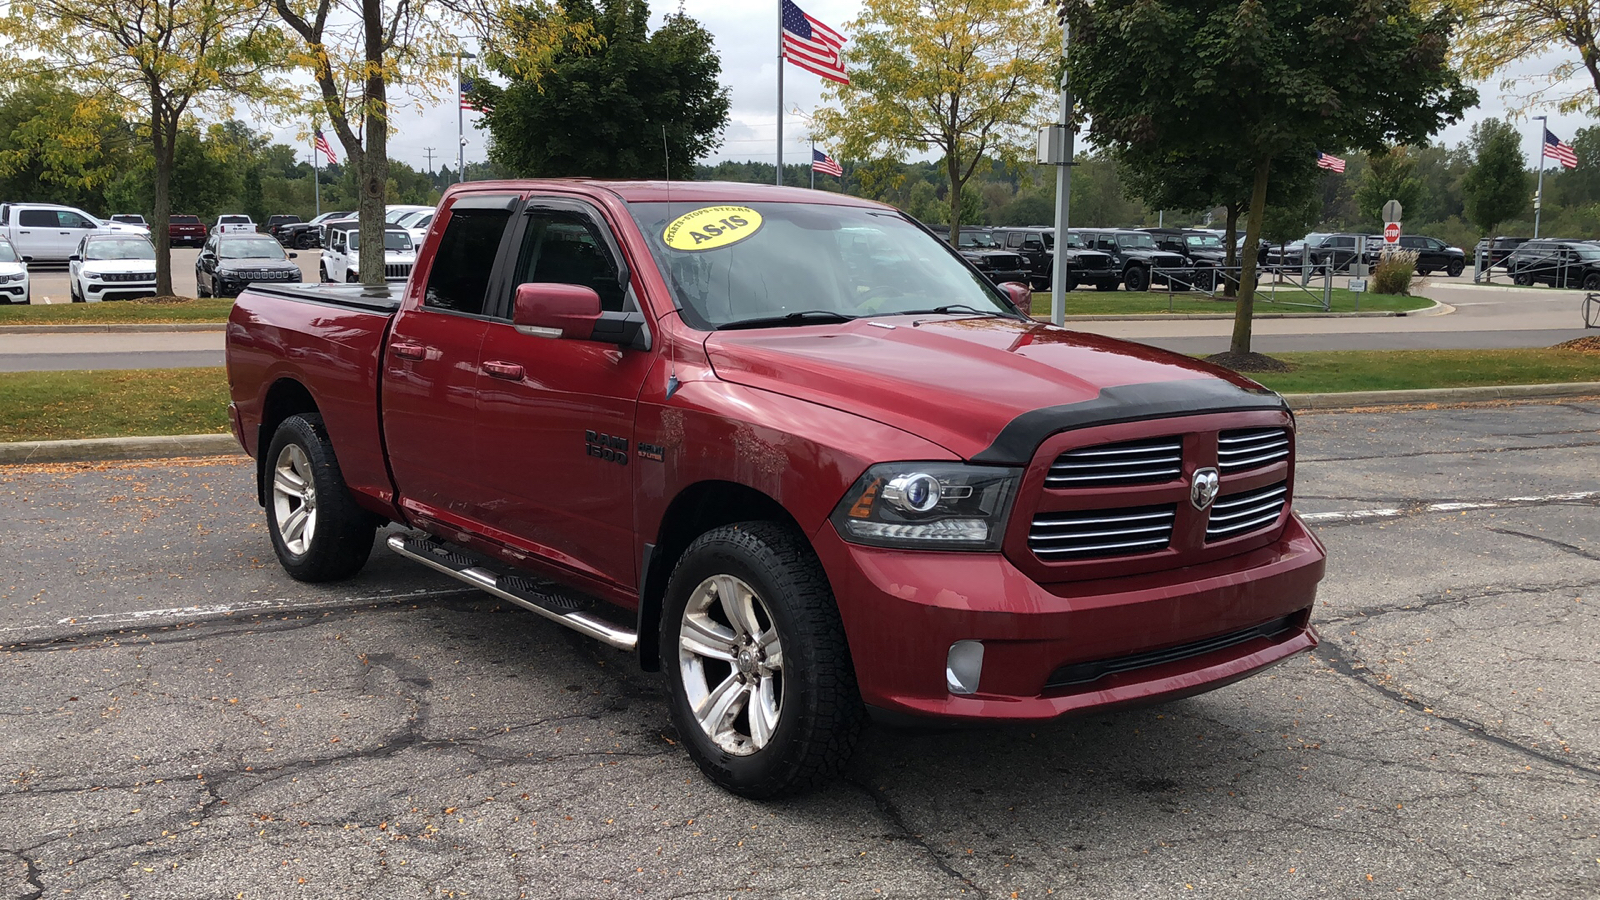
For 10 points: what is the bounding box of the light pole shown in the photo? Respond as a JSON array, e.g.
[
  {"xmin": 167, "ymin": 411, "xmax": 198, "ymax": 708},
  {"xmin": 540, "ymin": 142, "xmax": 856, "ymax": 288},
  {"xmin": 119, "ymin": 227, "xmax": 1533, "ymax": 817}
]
[
  {"xmin": 458, "ymin": 50, "xmax": 478, "ymax": 184},
  {"xmin": 1533, "ymin": 115, "xmax": 1547, "ymax": 239}
]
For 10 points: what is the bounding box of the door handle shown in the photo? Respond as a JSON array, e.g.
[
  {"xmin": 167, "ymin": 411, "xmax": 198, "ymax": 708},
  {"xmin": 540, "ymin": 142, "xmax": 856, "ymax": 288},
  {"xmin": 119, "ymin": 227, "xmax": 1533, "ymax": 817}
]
[
  {"xmin": 390, "ymin": 341, "xmax": 427, "ymax": 360},
  {"xmin": 483, "ymin": 360, "xmax": 524, "ymax": 380}
]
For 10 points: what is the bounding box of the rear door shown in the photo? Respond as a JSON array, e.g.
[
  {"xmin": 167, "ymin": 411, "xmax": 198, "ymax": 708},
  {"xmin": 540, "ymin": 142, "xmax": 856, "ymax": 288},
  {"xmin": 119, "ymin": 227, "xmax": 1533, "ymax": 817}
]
[
  {"xmin": 467, "ymin": 196, "xmax": 655, "ymax": 591},
  {"xmin": 381, "ymin": 192, "xmax": 522, "ymax": 530}
]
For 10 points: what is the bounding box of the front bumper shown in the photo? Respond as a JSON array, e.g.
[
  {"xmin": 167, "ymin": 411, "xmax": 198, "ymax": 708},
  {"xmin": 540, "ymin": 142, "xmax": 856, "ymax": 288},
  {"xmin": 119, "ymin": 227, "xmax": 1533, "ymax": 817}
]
[
  {"xmin": 85, "ymin": 281, "xmax": 157, "ymax": 302},
  {"xmin": 981, "ymin": 268, "xmax": 1030, "ymax": 285},
  {"xmin": 812, "ymin": 514, "xmax": 1325, "ymax": 722}
]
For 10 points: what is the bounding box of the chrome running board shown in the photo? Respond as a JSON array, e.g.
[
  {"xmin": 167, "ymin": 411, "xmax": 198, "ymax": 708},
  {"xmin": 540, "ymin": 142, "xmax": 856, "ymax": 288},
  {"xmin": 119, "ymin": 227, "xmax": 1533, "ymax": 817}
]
[{"xmin": 386, "ymin": 533, "xmax": 637, "ymax": 651}]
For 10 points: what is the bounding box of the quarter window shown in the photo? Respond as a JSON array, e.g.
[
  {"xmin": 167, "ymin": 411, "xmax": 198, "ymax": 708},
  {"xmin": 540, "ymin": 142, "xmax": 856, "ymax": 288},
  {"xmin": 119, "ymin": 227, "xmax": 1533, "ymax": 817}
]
[
  {"xmin": 423, "ymin": 197, "xmax": 517, "ymax": 316},
  {"xmin": 18, "ymin": 209, "xmax": 56, "ymax": 228}
]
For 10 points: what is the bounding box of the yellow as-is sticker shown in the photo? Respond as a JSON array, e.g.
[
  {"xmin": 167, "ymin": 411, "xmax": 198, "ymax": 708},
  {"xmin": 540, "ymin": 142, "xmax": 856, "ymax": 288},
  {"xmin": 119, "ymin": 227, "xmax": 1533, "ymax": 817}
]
[{"xmin": 662, "ymin": 206, "xmax": 763, "ymax": 252}]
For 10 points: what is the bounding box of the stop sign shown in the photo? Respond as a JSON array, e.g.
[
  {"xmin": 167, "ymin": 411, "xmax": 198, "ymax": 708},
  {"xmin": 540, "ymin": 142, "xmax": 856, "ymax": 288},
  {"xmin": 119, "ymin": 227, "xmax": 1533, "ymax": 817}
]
[{"xmin": 1383, "ymin": 222, "xmax": 1401, "ymax": 244}]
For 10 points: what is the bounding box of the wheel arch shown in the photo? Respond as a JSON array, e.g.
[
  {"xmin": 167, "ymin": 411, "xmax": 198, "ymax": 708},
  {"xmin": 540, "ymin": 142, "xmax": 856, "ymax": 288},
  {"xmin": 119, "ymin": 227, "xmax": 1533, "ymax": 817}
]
[
  {"xmin": 255, "ymin": 377, "xmax": 322, "ymax": 507},
  {"xmin": 635, "ymin": 479, "xmax": 811, "ymax": 672}
]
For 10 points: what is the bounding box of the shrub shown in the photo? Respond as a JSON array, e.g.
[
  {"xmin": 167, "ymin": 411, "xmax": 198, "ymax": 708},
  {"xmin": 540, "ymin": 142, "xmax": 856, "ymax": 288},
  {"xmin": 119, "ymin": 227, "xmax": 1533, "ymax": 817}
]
[{"xmin": 1371, "ymin": 248, "xmax": 1419, "ymax": 294}]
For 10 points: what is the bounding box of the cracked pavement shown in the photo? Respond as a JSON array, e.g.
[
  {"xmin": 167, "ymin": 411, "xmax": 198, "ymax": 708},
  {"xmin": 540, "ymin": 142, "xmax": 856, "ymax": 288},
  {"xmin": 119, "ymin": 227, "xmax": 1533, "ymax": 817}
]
[{"xmin": 2, "ymin": 400, "xmax": 1598, "ymax": 898}]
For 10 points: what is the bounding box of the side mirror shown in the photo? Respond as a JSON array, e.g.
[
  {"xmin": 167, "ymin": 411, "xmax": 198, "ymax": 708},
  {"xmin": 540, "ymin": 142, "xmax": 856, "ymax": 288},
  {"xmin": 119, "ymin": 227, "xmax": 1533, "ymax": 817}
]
[
  {"xmin": 997, "ymin": 281, "xmax": 1033, "ymax": 315},
  {"xmin": 69, "ymin": 254, "xmax": 81, "ymax": 262},
  {"xmin": 287, "ymin": 252, "xmax": 298, "ymax": 259},
  {"xmin": 513, "ymin": 282, "xmax": 602, "ymax": 340}
]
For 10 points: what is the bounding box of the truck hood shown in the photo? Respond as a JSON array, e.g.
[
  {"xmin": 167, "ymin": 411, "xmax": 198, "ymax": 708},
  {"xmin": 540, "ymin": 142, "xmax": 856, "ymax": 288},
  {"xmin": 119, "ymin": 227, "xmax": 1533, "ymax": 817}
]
[{"xmin": 703, "ymin": 316, "xmax": 1279, "ymax": 462}]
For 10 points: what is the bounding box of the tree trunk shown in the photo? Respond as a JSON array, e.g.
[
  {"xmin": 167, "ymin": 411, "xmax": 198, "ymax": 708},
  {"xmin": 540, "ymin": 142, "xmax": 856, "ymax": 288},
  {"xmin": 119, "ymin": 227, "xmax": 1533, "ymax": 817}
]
[
  {"xmin": 358, "ymin": 0, "xmax": 389, "ymax": 287},
  {"xmin": 1230, "ymin": 157, "xmax": 1273, "ymax": 356},
  {"xmin": 149, "ymin": 105, "xmax": 176, "ymax": 297},
  {"xmin": 946, "ymin": 156, "xmax": 963, "ymax": 247},
  {"xmin": 1221, "ymin": 202, "xmax": 1241, "ymax": 299}
]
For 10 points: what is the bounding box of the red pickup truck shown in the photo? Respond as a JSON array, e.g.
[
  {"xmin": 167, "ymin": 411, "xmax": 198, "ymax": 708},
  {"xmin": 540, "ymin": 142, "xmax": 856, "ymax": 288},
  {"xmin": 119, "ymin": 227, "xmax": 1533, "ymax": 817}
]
[{"xmin": 226, "ymin": 180, "xmax": 1325, "ymax": 798}]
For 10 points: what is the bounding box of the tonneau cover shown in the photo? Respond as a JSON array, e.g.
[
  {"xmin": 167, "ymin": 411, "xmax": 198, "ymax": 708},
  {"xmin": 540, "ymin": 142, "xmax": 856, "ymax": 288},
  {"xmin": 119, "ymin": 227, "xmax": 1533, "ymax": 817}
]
[{"xmin": 244, "ymin": 282, "xmax": 404, "ymax": 313}]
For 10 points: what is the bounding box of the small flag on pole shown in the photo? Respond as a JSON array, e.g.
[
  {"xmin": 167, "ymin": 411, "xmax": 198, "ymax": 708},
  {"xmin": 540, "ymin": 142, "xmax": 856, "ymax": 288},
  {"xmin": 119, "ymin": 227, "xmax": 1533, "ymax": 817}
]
[
  {"xmin": 1544, "ymin": 128, "xmax": 1578, "ymax": 169},
  {"xmin": 812, "ymin": 148, "xmax": 843, "ymax": 177},
  {"xmin": 461, "ymin": 79, "xmax": 485, "ymax": 112},
  {"xmin": 314, "ymin": 129, "xmax": 337, "ymax": 165},
  {"xmin": 1316, "ymin": 152, "xmax": 1345, "ymax": 173},
  {"xmin": 781, "ymin": 0, "xmax": 849, "ymax": 85}
]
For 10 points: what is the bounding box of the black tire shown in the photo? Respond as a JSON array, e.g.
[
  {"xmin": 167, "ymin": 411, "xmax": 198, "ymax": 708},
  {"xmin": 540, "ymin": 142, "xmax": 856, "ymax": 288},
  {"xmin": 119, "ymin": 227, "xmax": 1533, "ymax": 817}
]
[
  {"xmin": 296, "ymin": 234, "xmax": 314, "ymax": 250},
  {"xmin": 1063, "ymin": 277, "xmax": 1079, "ymax": 292},
  {"xmin": 264, "ymin": 413, "xmax": 377, "ymax": 582},
  {"xmin": 661, "ymin": 521, "xmax": 864, "ymax": 799},
  {"xmin": 1416, "ymin": 267, "xmax": 1432, "ymax": 277},
  {"xmin": 1513, "ymin": 272, "xmax": 1533, "ymax": 286},
  {"xmin": 1095, "ymin": 280, "xmax": 1118, "ymax": 292},
  {"xmin": 1446, "ymin": 260, "xmax": 1464, "ymax": 278},
  {"xmin": 1583, "ymin": 273, "xmax": 1600, "ymax": 291},
  {"xmin": 319, "ymin": 264, "xmax": 331, "ymax": 284},
  {"xmin": 1123, "ymin": 265, "xmax": 1149, "ymax": 293},
  {"xmin": 196, "ymin": 275, "xmax": 209, "ymax": 298},
  {"xmin": 1194, "ymin": 269, "xmax": 1216, "ymax": 292}
]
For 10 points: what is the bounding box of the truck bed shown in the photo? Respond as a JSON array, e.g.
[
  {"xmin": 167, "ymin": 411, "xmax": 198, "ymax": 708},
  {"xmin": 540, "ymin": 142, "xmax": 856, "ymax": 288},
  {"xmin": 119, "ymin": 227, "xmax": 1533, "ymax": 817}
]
[{"xmin": 244, "ymin": 282, "xmax": 405, "ymax": 314}]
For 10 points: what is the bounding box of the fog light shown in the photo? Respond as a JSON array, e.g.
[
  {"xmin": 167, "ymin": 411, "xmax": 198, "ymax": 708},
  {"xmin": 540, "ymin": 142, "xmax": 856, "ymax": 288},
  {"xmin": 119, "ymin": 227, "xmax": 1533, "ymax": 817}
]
[{"xmin": 946, "ymin": 640, "xmax": 984, "ymax": 695}]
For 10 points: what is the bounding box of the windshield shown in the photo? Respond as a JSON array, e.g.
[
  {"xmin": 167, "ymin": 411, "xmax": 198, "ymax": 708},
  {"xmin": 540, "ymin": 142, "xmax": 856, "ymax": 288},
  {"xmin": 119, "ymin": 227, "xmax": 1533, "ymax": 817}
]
[
  {"xmin": 0, "ymin": 242, "xmax": 15, "ymax": 262},
  {"xmin": 172, "ymin": 216, "xmax": 200, "ymax": 224},
  {"xmin": 957, "ymin": 231, "xmax": 997, "ymax": 248},
  {"xmin": 1185, "ymin": 234, "xmax": 1224, "ymax": 250},
  {"xmin": 1574, "ymin": 246, "xmax": 1600, "ymax": 261},
  {"xmin": 346, "ymin": 231, "xmax": 414, "ymax": 251},
  {"xmin": 626, "ymin": 201, "xmax": 1016, "ymax": 328},
  {"xmin": 1116, "ymin": 233, "xmax": 1157, "ymax": 250},
  {"xmin": 85, "ymin": 239, "xmax": 156, "ymax": 261},
  {"xmin": 219, "ymin": 238, "xmax": 287, "ymax": 260}
]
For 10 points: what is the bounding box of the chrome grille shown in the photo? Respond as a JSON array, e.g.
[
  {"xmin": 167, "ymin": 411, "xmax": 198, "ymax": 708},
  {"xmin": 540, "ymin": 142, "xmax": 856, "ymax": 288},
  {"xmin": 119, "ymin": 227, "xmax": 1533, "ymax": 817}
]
[
  {"xmin": 1218, "ymin": 428, "xmax": 1290, "ymax": 473},
  {"xmin": 1046, "ymin": 436, "xmax": 1183, "ymax": 488},
  {"xmin": 1206, "ymin": 481, "xmax": 1288, "ymax": 542},
  {"xmin": 385, "ymin": 263, "xmax": 413, "ymax": 280},
  {"xmin": 1029, "ymin": 504, "xmax": 1175, "ymax": 560}
]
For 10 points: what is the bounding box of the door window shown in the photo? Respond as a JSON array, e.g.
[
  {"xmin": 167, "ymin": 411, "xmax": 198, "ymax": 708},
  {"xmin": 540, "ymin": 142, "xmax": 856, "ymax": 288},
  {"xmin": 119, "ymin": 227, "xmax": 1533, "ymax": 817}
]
[
  {"xmin": 58, "ymin": 211, "xmax": 94, "ymax": 229},
  {"xmin": 512, "ymin": 211, "xmax": 631, "ymax": 312},
  {"xmin": 1004, "ymin": 232, "xmax": 1023, "ymax": 249},
  {"xmin": 422, "ymin": 196, "xmax": 518, "ymax": 316}
]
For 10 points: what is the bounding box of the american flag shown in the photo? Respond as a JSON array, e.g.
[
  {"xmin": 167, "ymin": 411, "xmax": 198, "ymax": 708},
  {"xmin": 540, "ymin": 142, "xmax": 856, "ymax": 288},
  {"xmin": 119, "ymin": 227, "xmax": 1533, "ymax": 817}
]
[
  {"xmin": 461, "ymin": 79, "xmax": 484, "ymax": 112},
  {"xmin": 1544, "ymin": 128, "xmax": 1578, "ymax": 169},
  {"xmin": 812, "ymin": 148, "xmax": 843, "ymax": 177},
  {"xmin": 781, "ymin": 0, "xmax": 848, "ymax": 85},
  {"xmin": 1316, "ymin": 152, "xmax": 1345, "ymax": 173},
  {"xmin": 314, "ymin": 129, "xmax": 337, "ymax": 165}
]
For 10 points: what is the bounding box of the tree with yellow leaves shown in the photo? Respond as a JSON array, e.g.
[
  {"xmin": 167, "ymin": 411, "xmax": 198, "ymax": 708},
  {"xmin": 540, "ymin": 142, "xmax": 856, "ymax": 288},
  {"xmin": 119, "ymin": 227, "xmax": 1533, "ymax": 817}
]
[
  {"xmin": 1448, "ymin": 1, "xmax": 1600, "ymax": 113},
  {"xmin": 0, "ymin": 0, "xmax": 280, "ymax": 295},
  {"xmin": 812, "ymin": 0, "xmax": 1055, "ymax": 244}
]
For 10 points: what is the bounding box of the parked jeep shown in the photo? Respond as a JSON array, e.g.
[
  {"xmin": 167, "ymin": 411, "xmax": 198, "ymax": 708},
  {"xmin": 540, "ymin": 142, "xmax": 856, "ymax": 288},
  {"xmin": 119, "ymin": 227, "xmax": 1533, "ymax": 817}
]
[
  {"xmin": 947, "ymin": 228, "xmax": 1030, "ymax": 287},
  {"xmin": 990, "ymin": 226, "xmax": 1119, "ymax": 291},
  {"xmin": 319, "ymin": 220, "xmax": 417, "ymax": 283},
  {"xmin": 1071, "ymin": 228, "xmax": 1189, "ymax": 292},
  {"xmin": 1142, "ymin": 228, "xmax": 1231, "ymax": 290}
]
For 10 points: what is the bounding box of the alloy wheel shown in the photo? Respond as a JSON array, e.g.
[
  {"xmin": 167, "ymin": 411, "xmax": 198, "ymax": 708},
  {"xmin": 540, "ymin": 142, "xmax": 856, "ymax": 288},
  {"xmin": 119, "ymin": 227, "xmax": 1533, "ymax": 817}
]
[
  {"xmin": 677, "ymin": 574, "xmax": 784, "ymax": 756},
  {"xmin": 271, "ymin": 443, "xmax": 318, "ymax": 556}
]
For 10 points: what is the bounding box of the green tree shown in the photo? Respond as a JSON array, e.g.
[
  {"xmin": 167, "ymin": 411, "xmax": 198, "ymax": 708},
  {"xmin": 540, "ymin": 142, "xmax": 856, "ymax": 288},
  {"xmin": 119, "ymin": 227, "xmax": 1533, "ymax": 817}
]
[
  {"xmin": 815, "ymin": 0, "xmax": 1055, "ymax": 244},
  {"xmin": 0, "ymin": 73, "xmax": 133, "ymax": 209},
  {"xmin": 483, "ymin": 0, "xmax": 729, "ymax": 178},
  {"xmin": 1449, "ymin": 2, "xmax": 1600, "ymax": 114},
  {"xmin": 1356, "ymin": 147, "xmax": 1425, "ymax": 227},
  {"xmin": 0, "ymin": 0, "xmax": 279, "ymax": 294},
  {"xmin": 1461, "ymin": 119, "xmax": 1530, "ymax": 239},
  {"xmin": 1062, "ymin": 0, "xmax": 1475, "ymax": 362}
]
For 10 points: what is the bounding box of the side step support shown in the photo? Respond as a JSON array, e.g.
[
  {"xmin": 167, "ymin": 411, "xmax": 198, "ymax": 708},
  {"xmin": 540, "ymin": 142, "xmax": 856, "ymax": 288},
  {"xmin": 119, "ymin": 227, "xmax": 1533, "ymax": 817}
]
[{"xmin": 386, "ymin": 534, "xmax": 638, "ymax": 651}]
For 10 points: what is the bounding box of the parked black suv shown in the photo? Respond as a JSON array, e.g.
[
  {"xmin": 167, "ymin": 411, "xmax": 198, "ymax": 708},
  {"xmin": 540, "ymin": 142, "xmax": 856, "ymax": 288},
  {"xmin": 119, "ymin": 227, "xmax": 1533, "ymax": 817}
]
[
  {"xmin": 1472, "ymin": 236, "xmax": 1532, "ymax": 270},
  {"xmin": 947, "ymin": 228, "xmax": 1030, "ymax": 286},
  {"xmin": 1503, "ymin": 240, "xmax": 1600, "ymax": 288},
  {"xmin": 1380, "ymin": 235, "xmax": 1466, "ymax": 277},
  {"xmin": 1142, "ymin": 228, "xmax": 1230, "ymax": 289},
  {"xmin": 1268, "ymin": 232, "xmax": 1369, "ymax": 273},
  {"xmin": 1071, "ymin": 228, "xmax": 1189, "ymax": 292},
  {"xmin": 990, "ymin": 227, "xmax": 1119, "ymax": 291}
]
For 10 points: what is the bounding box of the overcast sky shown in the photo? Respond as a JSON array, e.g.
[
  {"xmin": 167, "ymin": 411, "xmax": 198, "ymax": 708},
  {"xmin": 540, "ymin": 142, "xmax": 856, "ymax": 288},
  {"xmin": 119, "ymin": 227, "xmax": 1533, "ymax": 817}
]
[{"xmin": 266, "ymin": 1, "xmax": 1597, "ymax": 178}]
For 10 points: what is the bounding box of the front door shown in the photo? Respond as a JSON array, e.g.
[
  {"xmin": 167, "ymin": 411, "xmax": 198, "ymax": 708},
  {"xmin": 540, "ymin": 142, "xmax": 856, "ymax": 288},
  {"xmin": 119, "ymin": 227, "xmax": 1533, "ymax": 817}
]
[
  {"xmin": 468, "ymin": 198, "xmax": 654, "ymax": 591},
  {"xmin": 381, "ymin": 192, "xmax": 522, "ymax": 530}
]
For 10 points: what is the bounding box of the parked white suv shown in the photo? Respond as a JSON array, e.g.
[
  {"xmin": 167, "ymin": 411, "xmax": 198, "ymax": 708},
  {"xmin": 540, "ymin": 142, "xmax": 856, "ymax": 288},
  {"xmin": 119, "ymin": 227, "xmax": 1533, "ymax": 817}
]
[
  {"xmin": 0, "ymin": 238, "xmax": 29, "ymax": 303},
  {"xmin": 319, "ymin": 221, "xmax": 417, "ymax": 283},
  {"xmin": 214, "ymin": 214, "xmax": 257, "ymax": 235},
  {"xmin": 68, "ymin": 233, "xmax": 158, "ymax": 302},
  {"xmin": 0, "ymin": 202, "xmax": 128, "ymax": 264}
]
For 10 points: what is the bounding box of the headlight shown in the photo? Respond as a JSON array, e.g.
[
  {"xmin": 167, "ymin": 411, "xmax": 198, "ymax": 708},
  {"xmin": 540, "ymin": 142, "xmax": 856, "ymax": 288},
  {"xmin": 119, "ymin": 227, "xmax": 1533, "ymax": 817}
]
[
  {"xmin": 831, "ymin": 462, "xmax": 1021, "ymax": 551},
  {"xmin": 84, "ymin": 271, "xmax": 101, "ymax": 280}
]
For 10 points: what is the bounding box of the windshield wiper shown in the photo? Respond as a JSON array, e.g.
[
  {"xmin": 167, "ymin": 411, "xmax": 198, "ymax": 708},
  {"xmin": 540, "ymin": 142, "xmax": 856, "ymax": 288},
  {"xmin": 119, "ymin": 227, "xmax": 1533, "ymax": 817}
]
[
  {"xmin": 718, "ymin": 310, "xmax": 857, "ymax": 330},
  {"xmin": 896, "ymin": 304, "xmax": 1013, "ymax": 319}
]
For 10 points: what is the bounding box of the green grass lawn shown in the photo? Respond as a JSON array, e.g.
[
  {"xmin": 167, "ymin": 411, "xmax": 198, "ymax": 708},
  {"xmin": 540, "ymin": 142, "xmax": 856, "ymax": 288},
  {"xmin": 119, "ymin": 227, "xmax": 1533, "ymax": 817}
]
[
  {"xmin": 0, "ymin": 350, "xmax": 1594, "ymax": 444},
  {"xmin": 0, "ymin": 297, "xmax": 235, "ymax": 324},
  {"xmin": 1030, "ymin": 286, "xmax": 1432, "ymax": 316},
  {"xmin": 0, "ymin": 368, "xmax": 228, "ymax": 442},
  {"xmin": 1247, "ymin": 349, "xmax": 1600, "ymax": 394}
]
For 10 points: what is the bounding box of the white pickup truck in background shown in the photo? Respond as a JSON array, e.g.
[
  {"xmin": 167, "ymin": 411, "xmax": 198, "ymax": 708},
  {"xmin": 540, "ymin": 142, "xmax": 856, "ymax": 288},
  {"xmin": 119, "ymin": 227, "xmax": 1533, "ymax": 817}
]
[
  {"xmin": 213, "ymin": 215, "xmax": 257, "ymax": 235},
  {"xmin": 0, "ymin": 202, "xmax": 142, "ymax": 264}
]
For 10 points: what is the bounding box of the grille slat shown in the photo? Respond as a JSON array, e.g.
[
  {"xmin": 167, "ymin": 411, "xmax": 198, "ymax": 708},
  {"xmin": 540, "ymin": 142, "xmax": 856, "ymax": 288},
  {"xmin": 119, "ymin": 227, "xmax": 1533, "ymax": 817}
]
[
  {"xmin": 1218, "ymin": 428, "xmax": 1290, "ymax": 473},
  {"xmin": 1029, "ymin": 505, "xmax": 1175, "ymax": 559},
  {"xmin": 1045, "ymin": 614, "xmax": 1299, "ymax": 689},
  {"xmin": 1206, "ymin": 481, "xmax": 1288, "ymax": 542},
  {"xmin": 1047, "ymin": 437, "xmax": 1182, "ymax": 488}
]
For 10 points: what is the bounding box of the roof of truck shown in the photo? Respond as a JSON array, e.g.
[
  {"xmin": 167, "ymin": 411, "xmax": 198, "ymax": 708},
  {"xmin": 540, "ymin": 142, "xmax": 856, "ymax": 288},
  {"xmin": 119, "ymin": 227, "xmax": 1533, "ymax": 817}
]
[{"xmin": 446, "ymin": 179, "xmax": 891, "ymax": 209}]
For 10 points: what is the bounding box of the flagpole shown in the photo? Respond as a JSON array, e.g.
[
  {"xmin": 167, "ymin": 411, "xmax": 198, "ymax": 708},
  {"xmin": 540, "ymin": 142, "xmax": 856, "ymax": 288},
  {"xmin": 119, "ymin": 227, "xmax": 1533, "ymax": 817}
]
[
  {"xmin": 810, "ymin": 137, "xmax": 815, "ymax": 190},
  {"xmin": 313, "ymin": 137, "xmax": 321, "ymax": 217},
  {"xmin": 771, "ymin": 1, "xmax": 777, "ymax": 187},
  {"xmin": 458, "ymin": 54, "xmax": 466, "ymax": 185},
  {"xmin": 1533, "ymin": 115, "xmax": 1547, "ymax": 239}
]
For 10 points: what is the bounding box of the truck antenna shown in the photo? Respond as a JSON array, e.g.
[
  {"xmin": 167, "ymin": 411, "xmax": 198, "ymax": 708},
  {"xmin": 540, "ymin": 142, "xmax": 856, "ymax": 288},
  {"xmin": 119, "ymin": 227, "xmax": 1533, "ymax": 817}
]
[{"xmin": 662, "ymin": 124, "xmax": 681, "ymax": 400}]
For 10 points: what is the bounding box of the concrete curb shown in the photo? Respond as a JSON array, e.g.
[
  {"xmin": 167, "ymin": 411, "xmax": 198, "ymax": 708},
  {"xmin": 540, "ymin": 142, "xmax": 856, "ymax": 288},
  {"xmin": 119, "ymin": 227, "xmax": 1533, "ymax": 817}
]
[
  {"xmin": 1034, "ymin": 300, "xmax": 1443, "ymax": 323},
  {"xmin": 0, "ymin": 322, "xmax": 226, "ymax": 334},
  {"xmin": 0, "ymin": 433, "xmax": 240, "ymax": 464},
  {"xmin": 1284, "ymin": 381, "xmax": 1600, "ymax": 411},
  {"xmin": 5, "ymin": 380, "xmax": 1599, "ymax": 463}
]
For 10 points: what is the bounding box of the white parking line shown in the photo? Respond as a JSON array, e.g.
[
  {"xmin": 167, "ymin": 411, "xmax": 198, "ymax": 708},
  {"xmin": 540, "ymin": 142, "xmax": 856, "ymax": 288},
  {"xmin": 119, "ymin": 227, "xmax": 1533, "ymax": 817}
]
[
  {"xmin": 0, "ymin": 587, "xmax": 473, "ymax": 639},
  {"xmin": 1300, "ymin": 490, "xmax": 1600, "ymax": 524}
]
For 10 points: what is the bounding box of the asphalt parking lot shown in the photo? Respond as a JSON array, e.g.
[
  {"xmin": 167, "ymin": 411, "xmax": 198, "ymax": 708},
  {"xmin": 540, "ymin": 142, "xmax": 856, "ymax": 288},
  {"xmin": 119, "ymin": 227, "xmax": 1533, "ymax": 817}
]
[{"xmin": 1, "ymin": 400, "xmax": 1598, "ymax": 899}]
